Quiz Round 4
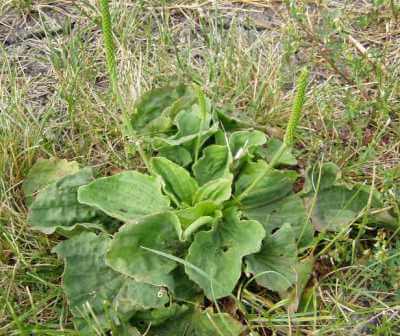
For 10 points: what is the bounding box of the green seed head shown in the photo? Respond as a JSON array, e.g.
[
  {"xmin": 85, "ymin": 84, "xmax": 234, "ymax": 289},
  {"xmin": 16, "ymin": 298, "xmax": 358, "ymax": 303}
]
[
  {"xmin": 99, "ymin": 0, "xmax": 118, "ymax": 96},
  {"xmin": 284, "ymin": 67, "xmax": 309, "ymax": 147}
]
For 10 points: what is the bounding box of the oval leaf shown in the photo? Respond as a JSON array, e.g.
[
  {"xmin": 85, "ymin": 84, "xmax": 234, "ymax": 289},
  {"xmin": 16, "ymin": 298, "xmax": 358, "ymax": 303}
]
[
  {"xmin": 193, "ymin": 177, "xmax": 232, "ymax": 205},
  {"xmin": 23, "ymin": 158, "xmax": 80, "ymax": 206},
  {"xmin": 303, "ymin": 162, "xmax": 341, "ymax": 194},
  {"xmin": 229, "ymin": 130, "xmax": 266, "ymax": 160},
  {"xmin": 303, "ymin": 163, "xmax": 397, "ymax": 231},
  {"xmin": 115, "ymin": 280, "xmax": 169, "ymax": 318},
  {"xmin": 151, "ymin": 157, "xmax": 198, "ymax": 206},
  {"xmin": 158, "ymin": 145, "xmax": 193, "ymax": 167},
  {"xmin": 53, "ymin": 232, "xmax": 165, "ymax": 333},
  {"xmin": 28, "ymin": 168, "xmax": 102, "ymax": 234},
  {"xmin": 245, "ymin": 223, "xmax": 298, "ymax": 292},
  {"xmin": 53, "ymin": 232, "xmax": 124, "ymax": 333},
  {"xmin": 306, "ymin": 185, "xmax": 372, "ymax": 232},
  {"xmin": 78, "ymin": 171, "xmax": 170, "ymax": 222},
  {"xmin": 192, "ymin": 145, "xmax": 231, "ymax": 185},
  {"xmin": 257, "ymin": 138, "xmax": 298, "ymax": 166},
  {"xmin": 235, "ymin": 161, "xmax": 298, "ymax": 208},
  {"xmin": 243, "ymin": 194, "xmax": 314, "ymax": 247},
  {"xmin": 185, "ymin": 208, "xmax": 265, "ymax": 299},
  {"xmin": 106, "ymin": 212, "xmax": 181, "ymax": 286},
  {"xmin": 173, "ymin": 102, "xmax": 212, "ymax": 138},
  {"xmin": 130, "ymin": 84, "xmax": 194, "ymax": 135},
  {"xmin": 155, "ymin": 103, "xmax": 217, "ymax": 149}
]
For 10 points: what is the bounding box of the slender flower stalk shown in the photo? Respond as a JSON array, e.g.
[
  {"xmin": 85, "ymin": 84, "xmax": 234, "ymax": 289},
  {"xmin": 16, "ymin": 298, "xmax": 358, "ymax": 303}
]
[
  {"xmin": 99, "ymin": 0, "xmax": 119, "ymax": 101},
  {"xmin": 99, "ymin": 0, "xmax": 133, "ymax": 142},
  {"xmin": 237, "ymin": 68, "xmax": 309, "ymax": 201},
  {"xmin": 193, "ymin": 86, "xmax": 208, "ymax": 163}
]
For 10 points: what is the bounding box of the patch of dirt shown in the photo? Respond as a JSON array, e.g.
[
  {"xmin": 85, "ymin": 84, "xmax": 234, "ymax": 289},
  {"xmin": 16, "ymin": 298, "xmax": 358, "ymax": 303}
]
[{"xmin": 0, "ymin": 3, "xmax": 81, "ymax": 111}]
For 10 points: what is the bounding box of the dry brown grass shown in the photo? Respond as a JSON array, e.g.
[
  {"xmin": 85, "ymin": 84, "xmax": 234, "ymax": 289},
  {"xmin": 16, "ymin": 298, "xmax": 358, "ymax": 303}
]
[{"xmin": 1, "ymin": 1, "xmax": 399, "ymax": 335}]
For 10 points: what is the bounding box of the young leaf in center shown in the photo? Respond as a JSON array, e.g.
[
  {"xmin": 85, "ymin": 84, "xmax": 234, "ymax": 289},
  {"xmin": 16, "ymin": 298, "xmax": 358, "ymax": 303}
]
[{"xmin": 151, "ymin": 157, "xmax": 198, "ymax": 206}]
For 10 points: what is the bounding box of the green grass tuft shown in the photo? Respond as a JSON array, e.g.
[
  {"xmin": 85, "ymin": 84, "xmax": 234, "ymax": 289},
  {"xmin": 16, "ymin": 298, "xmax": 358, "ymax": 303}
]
[{"xmin": 1, "ymin": 1, "xmax": 399, "ymax": 334}]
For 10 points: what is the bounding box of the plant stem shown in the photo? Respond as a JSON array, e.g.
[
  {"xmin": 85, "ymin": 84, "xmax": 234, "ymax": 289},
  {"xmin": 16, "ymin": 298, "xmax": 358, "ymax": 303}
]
[
  {"xmin": 99, "ymin": 0, "xmax": 128, "ymax": 122},
  {"xmin": 237, "ymin": 68, "xmax": 309, "ymax": 201},
  {"xmin": 99, "ymin": 0, "xmax": 135, "ymax": 161},
  {"xmin": 99, "ymin": 0, "xmax": 118, "ymax": 96},
  {"xmin": 193, "ymin": 86, "xmax": 207, "ymax": 163}
]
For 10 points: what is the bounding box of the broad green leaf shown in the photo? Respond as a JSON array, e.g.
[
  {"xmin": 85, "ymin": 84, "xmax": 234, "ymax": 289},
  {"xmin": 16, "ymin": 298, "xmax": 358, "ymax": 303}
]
[
  {"xmin": 53, "ymin": 232, "xmax": 165, "ymax": 334},
  {"xmin": 217, "ymin": 109, "xmax": 248, "ymax": 131},
  {"xmin": 158, "ymin": 145, "xmax": 193, "ymax": 167},
  {"xmin": 257, "ymin": 138, "xmax": 297, "ymax": 166},
  {"xmin": 132, "ymin": 304, "xmax": 189, "ymax": 328},
  {"xmin": 115, "ymin": 280, "xmax": 169, "ymax": 318},
  {"xmin": 151, "ymin": 157, "xmax": 198, "ymax": 206},
  {"xmin": 155, "ymin": 102, "xmax": 218, "ymax": 149},
  {"xmin": 174, "ymin": 102, "xmax": 212, "ymax": 138},
  {"xmin": 106, "ymin": 212, "xmax": 181, "ymax": 286},
  {"xmin": 193, "ymin": 177, "xmax": 232, "ymax": 205},
  {"xmin": 245, "ymin": 223, "xmax": 297, "ymax": 292},
  {"xmin": 175, "ymin": 201, "xmax": 220, "ymax": 229},
  {"xmin": 130, "ymin": 84, "xmax": 195, "ymax": 135},
  {"xmin": 229, "ymin": 130, "xmax": 266, "ymax": 160},
  {"xmin": 23, "ymin": 158, "xmax": 80, "ymax": 206},
  {"xmin": 78, "ymin": 171, "xmax": 170, "ymax": 222},
  {"xmin": 214, "ymin": 130, "xmax": 228, "ymax": 146},
  {"xmin": 148, "ymin": 307, "xmax": 244, "ymax": 336},
  {"xmin": 235, "ymin": 161, "xmax": 298, "ymax": 208},
  {"xmin": 304, "ymin": 163, "xmax": 398, "ymax": 231},
  {"xmin": 53, "ymin": 232, "xmax": 124, "ymax": 334},
  {"xmin": 369, "ymin": 208, "xmax": 399, "ymax": 230},
  {"xmin": 185, "ymin": 208, "xmax": 265, "ymax": 299},
  {"xmin": 193, "ymin": 145, "xmax": 231, "ymax": 185},
  {"xmin": 303, "ymin": 162, "xmax": 341, "ymax": 194},
  {"xmin": 28, "ymin": 168, "xmax": 103, "ymax": 234},
  {"xmin": 171, "ymin": 266, "xmax": 202, "ymax": 301},
  {"xmin": 243, "ymin": 194, "xmax": 314, "ymax": 247},
  {"xmin": 306, "ymin": 185, "xmax": 375, "ymax": 232}
]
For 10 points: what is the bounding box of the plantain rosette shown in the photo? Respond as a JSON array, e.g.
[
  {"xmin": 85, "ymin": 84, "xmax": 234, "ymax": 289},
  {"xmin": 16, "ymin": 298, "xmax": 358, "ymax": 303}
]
[{"xmin": 25, "ymin": 85, "xmax": 397, "ymax": 335}]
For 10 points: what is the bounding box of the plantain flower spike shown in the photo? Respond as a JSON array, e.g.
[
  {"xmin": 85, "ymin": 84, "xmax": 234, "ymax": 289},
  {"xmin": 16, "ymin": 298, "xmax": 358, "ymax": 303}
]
[{"xmin": 284, "ymin": 67, "xmax": 309, "ymax": 147}]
